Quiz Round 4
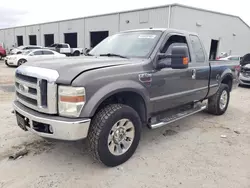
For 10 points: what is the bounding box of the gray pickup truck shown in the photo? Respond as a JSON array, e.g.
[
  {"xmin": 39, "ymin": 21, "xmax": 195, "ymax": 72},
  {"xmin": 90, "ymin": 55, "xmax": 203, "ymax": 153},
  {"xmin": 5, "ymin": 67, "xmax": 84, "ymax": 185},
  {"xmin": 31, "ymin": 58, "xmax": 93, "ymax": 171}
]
[{"xmin": 13, "ymin": 28, "xmax": 239, "ymax": 167}]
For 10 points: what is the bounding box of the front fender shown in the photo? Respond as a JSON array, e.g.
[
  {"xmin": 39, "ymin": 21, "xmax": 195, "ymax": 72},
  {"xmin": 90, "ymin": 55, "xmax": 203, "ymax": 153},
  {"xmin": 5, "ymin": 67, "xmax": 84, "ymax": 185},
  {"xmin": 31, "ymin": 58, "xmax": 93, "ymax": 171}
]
[{"xmin": 80, "ymin": 80, "xmax": 151, "ymax": 117}]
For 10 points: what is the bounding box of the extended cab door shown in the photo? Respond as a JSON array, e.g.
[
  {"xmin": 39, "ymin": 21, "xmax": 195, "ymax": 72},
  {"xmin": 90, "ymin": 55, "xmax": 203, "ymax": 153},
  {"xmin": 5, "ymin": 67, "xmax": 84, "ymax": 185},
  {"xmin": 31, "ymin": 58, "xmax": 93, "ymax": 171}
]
[{"xmin": 150, "ymin": 33, "xmax": 210, "ymax": 113}]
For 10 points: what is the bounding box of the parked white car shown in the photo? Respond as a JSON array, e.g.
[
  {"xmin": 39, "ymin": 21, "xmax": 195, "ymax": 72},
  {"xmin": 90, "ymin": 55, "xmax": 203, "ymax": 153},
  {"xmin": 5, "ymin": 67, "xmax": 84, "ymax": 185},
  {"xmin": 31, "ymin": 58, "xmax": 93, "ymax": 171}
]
[
  {"xmin": 10, "ymin": 45, "xmax": 43, "ymax": 55},
  {"xmin": 218, "ymin": 55, "xmax": 242, "ymax": 61},
  {"xmin": 48, "ymin": 43, "xmax": 83, "ymax": 56},
  {"xmin": 5, "ymin": 49, "xmax": 66, "ymax": 67}
]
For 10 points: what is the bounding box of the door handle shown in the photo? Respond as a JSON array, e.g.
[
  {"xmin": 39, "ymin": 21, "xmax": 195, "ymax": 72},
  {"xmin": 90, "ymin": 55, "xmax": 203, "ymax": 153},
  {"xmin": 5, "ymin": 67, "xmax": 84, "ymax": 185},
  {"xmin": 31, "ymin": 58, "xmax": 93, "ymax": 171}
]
[{"xmin": 192, "ymin": 69, "xmax": 196, "ymax": 79}]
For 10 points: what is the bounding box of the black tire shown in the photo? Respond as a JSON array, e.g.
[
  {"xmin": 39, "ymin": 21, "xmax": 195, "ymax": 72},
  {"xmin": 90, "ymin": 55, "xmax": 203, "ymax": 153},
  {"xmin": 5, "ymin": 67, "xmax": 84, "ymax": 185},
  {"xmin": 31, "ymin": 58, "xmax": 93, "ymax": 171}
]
[
  {"xmin": 0, "ymin": 54, "xmax": 2, "ymax": 60},
  {"xmin": 5, "ymin": 61, "xmax": 11, "ymax": 67},
  {"xmin": 88, "ymin": 104, "xmax": 142, "ymax": 167},
  {"xmin": 17, "ymin": 59, "xmax": 27, "ymax": 67},
  {"xmin": 73, "ymin": 51, "xmax": 80, "ymax": 56},
  {"xmin": 207, "ymin": 83, "xmax": 230, "ymax": 115}
]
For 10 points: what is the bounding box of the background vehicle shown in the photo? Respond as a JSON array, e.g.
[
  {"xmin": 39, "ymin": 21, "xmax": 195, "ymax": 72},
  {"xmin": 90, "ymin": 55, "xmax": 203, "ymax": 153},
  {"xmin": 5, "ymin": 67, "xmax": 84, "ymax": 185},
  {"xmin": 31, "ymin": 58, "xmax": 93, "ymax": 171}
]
[
  {"xmin": 5, "ymin": 49, "xmax": 66, "ymax": 67},
  {"xmin": 10, "ymin": 45, "xmax": 43, "ymax": 55},
  {"xmin": 238, "ymin": 53, "xmax": 250, "ymax": 86},
  {"xmin": 218, "ymin": 55, "xmax": 242, "ymax": 61},
  {"xmin": 0, "ymin": 45, "xmax": 6, "ymax": 60},
  {"xmin": 49, "ymin": 43, "xmax": 83, "ymax": 56},
  {"xmin": 13, "ymin": 28, "xmax": 239, "ymax": 167}
]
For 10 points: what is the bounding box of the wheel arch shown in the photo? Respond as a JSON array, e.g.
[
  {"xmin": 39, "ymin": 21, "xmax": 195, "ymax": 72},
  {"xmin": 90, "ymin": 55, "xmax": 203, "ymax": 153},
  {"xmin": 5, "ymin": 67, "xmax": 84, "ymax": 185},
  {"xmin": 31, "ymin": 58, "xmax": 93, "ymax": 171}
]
[
  {"xmin": 81, "ymin": 81, "xmax": 151, "ymax": 124},
  {"xmin": 220, "ymin": 70, "xmax": 233, "ymax": 91}
]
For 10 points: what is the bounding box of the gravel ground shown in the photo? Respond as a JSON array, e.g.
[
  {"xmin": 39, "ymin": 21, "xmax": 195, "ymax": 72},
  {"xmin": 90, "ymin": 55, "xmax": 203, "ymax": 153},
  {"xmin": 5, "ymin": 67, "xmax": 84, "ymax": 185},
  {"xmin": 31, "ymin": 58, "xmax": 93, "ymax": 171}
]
[{"xmin": 0, "ymin": 61, "xmax": 249, "ymax": 188}]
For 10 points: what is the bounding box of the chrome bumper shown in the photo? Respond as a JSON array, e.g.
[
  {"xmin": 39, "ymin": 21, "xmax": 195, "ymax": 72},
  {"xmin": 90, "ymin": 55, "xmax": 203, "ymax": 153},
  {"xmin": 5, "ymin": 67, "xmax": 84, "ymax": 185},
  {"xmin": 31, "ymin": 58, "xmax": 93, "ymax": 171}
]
[
  {"xmin": 13, "ymin": 101, "xmax": 91, "ymax": 141},
  {"xmin": 239, "ymin": 74, "xmax": 250, "ymax": 85}
]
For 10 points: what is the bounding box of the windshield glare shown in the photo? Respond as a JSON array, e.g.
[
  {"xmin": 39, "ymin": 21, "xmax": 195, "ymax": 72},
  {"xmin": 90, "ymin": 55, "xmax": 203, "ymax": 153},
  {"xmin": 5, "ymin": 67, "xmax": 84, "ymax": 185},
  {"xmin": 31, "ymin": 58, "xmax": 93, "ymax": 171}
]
[
  {"xmin": 22, "ymin": 50, "xmax": 31, "ymax": 55},
  {"xmin": 89, "ymin": 31, "xmax": 162, "ymax": 58}
]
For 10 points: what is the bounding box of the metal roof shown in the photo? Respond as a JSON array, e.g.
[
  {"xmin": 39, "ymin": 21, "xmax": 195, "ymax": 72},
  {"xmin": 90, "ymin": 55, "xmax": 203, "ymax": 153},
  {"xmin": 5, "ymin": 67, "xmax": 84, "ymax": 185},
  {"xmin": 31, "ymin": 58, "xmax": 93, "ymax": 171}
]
[{"xmin": 0, "ymin": 3, "xmax": 249, "ymax": 30}]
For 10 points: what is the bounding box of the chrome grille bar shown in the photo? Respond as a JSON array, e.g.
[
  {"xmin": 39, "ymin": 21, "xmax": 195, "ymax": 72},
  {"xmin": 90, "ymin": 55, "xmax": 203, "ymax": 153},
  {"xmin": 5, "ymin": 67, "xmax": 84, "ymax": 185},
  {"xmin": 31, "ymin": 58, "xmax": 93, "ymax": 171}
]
[{"xmin": 15, "ymin": 65, "xmax": 59, "ymax": 114}]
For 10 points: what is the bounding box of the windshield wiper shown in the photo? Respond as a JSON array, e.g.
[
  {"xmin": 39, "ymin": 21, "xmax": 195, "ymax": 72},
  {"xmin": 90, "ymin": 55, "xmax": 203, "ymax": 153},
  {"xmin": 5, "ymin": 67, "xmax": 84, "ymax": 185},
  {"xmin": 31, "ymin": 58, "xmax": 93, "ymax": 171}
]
[{"xmin": 99, "ymin": 53, "xmax": 128, "ymax": 59}]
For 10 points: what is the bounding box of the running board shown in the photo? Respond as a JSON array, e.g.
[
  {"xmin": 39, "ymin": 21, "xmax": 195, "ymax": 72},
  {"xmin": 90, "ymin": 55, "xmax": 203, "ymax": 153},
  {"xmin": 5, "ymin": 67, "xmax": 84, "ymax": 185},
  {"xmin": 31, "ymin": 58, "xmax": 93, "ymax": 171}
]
[{"xmin": 149, "ymin": 104, "xmax": 207, "ymax": 129}]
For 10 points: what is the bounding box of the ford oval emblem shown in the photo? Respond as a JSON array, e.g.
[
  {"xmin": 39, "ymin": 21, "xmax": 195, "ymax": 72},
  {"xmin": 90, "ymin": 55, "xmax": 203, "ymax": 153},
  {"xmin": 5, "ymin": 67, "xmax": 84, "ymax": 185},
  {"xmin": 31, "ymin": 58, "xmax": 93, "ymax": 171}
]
[{"xmin": 19, "ymin": 84, "xmax": 29, "ymax": 93}]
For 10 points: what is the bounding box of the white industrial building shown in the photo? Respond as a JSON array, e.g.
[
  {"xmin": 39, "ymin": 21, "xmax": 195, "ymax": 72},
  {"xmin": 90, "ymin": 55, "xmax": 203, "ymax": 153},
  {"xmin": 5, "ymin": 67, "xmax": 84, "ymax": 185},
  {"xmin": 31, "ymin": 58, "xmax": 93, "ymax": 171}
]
[{"xmin": 0, "ymin": 3, "xmax": 250, "ymax": 59}]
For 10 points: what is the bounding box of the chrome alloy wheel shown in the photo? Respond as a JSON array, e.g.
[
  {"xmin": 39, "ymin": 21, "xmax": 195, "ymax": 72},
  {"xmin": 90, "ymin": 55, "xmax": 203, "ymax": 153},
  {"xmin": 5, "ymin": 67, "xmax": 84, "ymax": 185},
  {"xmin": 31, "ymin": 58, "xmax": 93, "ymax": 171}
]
[
  {"xmin": 220, "ymin": 90, "xmax": 228, "ymax": 110},
  {"xmin": 107, "ymin": 119, "xmax": 135, "ymax": 156}
]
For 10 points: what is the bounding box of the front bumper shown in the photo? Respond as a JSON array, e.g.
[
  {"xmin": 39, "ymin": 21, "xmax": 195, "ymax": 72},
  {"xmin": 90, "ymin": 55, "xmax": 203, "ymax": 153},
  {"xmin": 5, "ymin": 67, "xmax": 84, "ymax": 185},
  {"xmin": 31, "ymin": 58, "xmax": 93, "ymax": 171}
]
[
  {"xmin": 239, "ymin": 74, "xmax": 250, "ymax": 86},
  {"xmin": 13, "ymin": 101, "xmax": 91, "ymax": 141},
  {"xmin": 5, "ymin": 59, "xmax": 17, "ymax": 66}
]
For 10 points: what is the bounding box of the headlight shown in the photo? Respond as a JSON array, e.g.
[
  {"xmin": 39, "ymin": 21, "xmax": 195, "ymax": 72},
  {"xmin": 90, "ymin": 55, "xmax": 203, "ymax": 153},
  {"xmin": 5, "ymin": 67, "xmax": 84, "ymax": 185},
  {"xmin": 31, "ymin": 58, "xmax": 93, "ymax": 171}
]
[
  {"xmin": 58, "ymin": 86, "xmax": 86, "ymax": 117},
  {"xmin": 10, "ymin": 57, "xmax": 17, "ymax": 60}
]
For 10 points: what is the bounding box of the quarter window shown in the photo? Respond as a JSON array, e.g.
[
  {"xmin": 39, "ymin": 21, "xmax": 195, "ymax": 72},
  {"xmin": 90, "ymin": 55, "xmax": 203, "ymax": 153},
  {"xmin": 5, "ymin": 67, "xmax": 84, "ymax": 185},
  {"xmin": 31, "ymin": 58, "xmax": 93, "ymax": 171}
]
[
  {"xmin": 43, "ymin": 50, "xmax": 54, "ymax": 55},
  {"xmin": 33, "ymin": 51, "xmax": 43, "ymax": 55}
]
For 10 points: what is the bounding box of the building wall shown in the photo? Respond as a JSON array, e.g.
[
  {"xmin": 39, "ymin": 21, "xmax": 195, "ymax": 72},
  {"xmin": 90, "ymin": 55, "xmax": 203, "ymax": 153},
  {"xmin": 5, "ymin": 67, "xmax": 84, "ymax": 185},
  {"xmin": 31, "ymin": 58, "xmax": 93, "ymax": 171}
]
[
  {"xmin": 25, "ymin": 25, "xmax": 41, "ymax": 45},
  {"xmin": 0, "ymin": 30, "xmax": 5, "ymax": 46},
  {"xmin": 85, "ymin": 14, "xmax": 119, "ymax": 48},
  {"xmin": 119, "ymin": 7, "xmax": 170, "ymax": 31},
  {"xmin": 14, "ymin": 27, "xmax": 26, "ymax": 45},
  {"xmin": 40, "ymin": 22, "xmax": 59, "ymax": 46},
  {"xmin": 58, "ymin": 19, "xmax": 85, "ymax": 48},
  {"xmin": 171, "ymin": 6, "xmax": 250, "ymax": 56},
  {"xmin": 0, "ymin": 5, "xmax": 250, "ymax": 55},
  {"xmin": 4, "ymin": 29, "xmax": 15, "ymax": 50}
]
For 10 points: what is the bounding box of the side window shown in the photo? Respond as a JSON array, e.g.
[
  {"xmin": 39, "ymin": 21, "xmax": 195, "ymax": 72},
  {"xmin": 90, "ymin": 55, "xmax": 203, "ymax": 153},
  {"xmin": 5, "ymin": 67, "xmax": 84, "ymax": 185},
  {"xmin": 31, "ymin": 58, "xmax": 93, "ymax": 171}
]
[
  {"xmin": 229, "ymin": 57, "xmax": 239, "ymax": 61},
  {"xmin": 161, "ymin": 35, "xmax": 191, "ymax": 61},
  {"xmin": 62, "ymin": 44, "xmax": 68, "ymax": 48},
  {"xmin": 42, "ymin": 50, "xmax": 54, "ymax": 55},
  {"xmin": 190, "ymin": 35, "xmax": 205, "ymax": 62},
  {"xmin": 33, "ymin": 51, "xmax": 43, "ymax": 55}
]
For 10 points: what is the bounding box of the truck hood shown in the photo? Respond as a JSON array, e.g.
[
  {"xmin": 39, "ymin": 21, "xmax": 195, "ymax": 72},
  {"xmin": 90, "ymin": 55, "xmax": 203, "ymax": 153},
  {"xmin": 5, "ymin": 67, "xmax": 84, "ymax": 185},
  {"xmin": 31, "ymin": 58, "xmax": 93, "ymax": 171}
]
[{"xmin": 25, "ymin": 56, "xmax": 134, "ymax": 84}]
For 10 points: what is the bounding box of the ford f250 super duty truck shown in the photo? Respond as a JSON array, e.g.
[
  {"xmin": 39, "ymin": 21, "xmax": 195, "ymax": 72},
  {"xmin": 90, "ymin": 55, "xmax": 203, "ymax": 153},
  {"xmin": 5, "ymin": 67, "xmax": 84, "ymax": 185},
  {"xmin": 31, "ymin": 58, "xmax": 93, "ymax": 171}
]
[{"xmin": 13, "ymin": 28, "xmax": 239, "ymax": 167}]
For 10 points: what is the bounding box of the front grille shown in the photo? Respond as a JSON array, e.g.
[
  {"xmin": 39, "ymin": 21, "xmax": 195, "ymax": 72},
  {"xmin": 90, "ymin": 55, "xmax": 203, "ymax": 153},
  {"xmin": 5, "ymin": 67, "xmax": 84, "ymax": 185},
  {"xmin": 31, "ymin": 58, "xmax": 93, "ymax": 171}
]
[
  {"xmin": 16, "ymin": 92, "xmax": 37, "ymax": 106},
  {"xmin": 242, "ymin": 80, "xmax": 250, "ymax": 84},
  {"xmin": 16, "ymin": 73, "xmax": 37, "ymax": 83},
  {"xmin": 15, "ymin": 70, "xmax": 57, "ymax": 114}
]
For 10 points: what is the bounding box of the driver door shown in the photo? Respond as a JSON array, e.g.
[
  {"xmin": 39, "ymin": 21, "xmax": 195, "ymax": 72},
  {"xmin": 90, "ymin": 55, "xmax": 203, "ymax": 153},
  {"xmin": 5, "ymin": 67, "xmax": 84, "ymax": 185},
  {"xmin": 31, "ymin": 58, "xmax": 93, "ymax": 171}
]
[{"xmin": 150, "ymin": 33, "xmax": 209, "ymax": 113}]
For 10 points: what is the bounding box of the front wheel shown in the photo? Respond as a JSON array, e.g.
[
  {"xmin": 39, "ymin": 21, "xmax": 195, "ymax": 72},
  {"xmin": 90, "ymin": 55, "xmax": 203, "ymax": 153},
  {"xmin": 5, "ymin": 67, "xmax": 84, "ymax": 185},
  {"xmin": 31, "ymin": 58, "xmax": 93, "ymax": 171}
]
[
  {"xmin": 87, "ymin": 104, "xmax": 142, "ymax": 167},
  {"xmin": 17, "ymin": 59, "xmax": 27, "ymax": 67},
  {"xmin": 207, "ymin": 84, "xmax": 230, "ymax": 115}
]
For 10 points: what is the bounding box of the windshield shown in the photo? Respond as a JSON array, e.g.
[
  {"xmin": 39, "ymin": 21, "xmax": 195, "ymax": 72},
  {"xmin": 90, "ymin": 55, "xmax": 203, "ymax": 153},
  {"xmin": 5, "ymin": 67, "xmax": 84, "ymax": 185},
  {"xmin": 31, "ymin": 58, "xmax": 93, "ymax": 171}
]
[
  {"xmin": 17, "ymin": 46, "xmax": 25, "ymax": 50},
  {"xmin": 22, "ymin": 50, "xmax": 31, "ymax": 55},
  {"xmin": 89, "ymin": 31, "xmax": 162, "ymax": 58}
]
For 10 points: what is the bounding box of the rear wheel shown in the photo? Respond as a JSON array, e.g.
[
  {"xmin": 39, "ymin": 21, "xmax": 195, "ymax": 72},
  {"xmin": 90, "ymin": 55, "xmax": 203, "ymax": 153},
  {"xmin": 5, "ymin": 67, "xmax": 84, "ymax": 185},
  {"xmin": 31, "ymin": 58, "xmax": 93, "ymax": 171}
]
[
  {"xmin": 207, "ymin": 84, "xmax": 230, "ymax": 115},
  {"xmin": 17, "ymin": 59, "xmax": 27, "ymax": 67},
  {"xmin": 87, "ymin": 104, "xmax": 142, "ymax": 167},
  {"xmin": 0, "ymin": 54, "xmax": 3, "ymax": 60},
  {"xmin": 73, "ymin": 51, "xmax": 80, "ymax": 56}
]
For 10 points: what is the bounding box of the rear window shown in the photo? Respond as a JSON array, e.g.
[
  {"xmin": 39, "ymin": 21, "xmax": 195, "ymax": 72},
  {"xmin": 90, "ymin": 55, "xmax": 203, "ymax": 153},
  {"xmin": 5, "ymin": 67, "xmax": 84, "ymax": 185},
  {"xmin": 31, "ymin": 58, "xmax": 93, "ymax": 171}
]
[{"xmin": 43, "ymin": 50, "xmax": 54, "ymax": 55}]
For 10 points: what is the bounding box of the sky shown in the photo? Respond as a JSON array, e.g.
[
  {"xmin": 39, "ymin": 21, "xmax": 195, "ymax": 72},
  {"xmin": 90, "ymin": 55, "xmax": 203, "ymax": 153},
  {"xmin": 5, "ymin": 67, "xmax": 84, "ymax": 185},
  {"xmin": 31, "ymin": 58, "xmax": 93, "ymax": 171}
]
[{"xmin": 0, "ymin": 0, "xmax": 248, "ymax": 29}]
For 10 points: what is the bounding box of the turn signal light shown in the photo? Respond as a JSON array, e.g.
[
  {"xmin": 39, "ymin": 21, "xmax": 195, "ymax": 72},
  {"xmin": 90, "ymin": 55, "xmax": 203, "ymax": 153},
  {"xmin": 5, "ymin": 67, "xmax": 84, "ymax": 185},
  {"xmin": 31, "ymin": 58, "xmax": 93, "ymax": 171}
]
[
  {"xmin": 60, "ymin": 96, "xmax": 85, "ymax": 103},
  {"xmin": 183, "ymin": 57, "xmax": 189, "ymax": 65}
]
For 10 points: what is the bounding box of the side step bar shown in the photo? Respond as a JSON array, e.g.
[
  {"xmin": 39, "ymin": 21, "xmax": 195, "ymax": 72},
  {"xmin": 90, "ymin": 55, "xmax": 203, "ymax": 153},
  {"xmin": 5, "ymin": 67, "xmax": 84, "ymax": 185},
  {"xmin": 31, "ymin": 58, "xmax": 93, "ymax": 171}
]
[{"xmin": 149, "ymin": 104, "xmax": 207, "ymax": 129}]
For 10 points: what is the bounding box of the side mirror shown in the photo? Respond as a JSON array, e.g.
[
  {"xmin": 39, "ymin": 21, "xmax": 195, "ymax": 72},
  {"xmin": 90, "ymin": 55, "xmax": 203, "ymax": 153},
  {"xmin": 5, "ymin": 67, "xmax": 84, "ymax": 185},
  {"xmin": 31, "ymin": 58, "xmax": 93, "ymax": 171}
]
[{"xmin": 157, "ymin": 45, "xmax": 189, "ymax": 69}]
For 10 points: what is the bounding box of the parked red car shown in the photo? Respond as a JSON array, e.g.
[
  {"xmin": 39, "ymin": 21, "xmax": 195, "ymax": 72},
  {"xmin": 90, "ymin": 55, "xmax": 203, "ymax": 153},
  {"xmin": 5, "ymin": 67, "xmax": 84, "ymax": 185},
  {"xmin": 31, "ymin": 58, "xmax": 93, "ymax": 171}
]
[{"xmin": 0, "ymin": 45, "xmax": 7, "ymax": 60}]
